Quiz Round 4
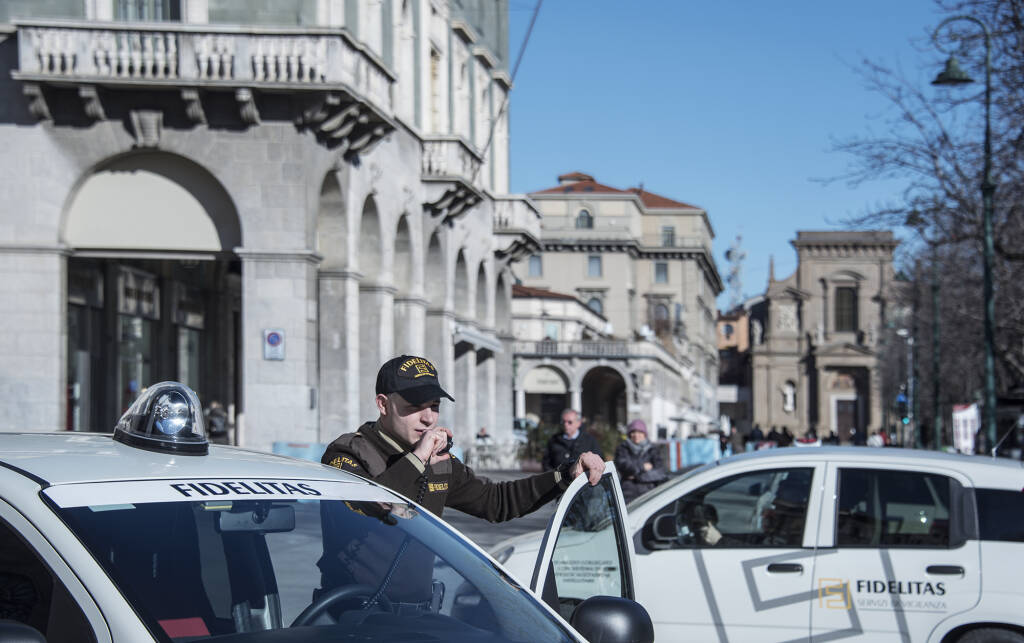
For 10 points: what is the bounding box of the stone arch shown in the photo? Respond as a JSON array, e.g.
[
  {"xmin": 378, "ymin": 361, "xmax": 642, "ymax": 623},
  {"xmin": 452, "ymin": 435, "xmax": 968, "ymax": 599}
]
[
  {"xmin": 580, "ymin": 365, "xmax": 629, "ymax": 431},
  {"xmin": 828, "ymin": 269, "xmax": 866, "ymax": 282},
  {"xmin": 394, "ymin": 214, "xmax": 414, "ymax": 295},
  {"xmin": 63, "ymin": 151, "xmax": 241, "ymax": 251},
  {"xmin": 358, "ymin": 194, "xmax": 384, "ymax": 280},
  {"xmin": 316, "ymin": 171, "xmax": 347, "ymax": 269},
  {"xmin": 475, "ymin": 261, "xmax": 489, "ymax": 325},
  {"xmin": 424, "ymin": 230, "xmax": 445, "ymax": 309},
  {"xmin": 495, "ymin": 272, "xmax": 511, "ymax": 335},
  {"xmin": 453, "ymin": 249, "xmax": 470, "ymax": 319},
  {"xmin": 518, "ymin": 363, "xmax": 572, "ymax": 427}
]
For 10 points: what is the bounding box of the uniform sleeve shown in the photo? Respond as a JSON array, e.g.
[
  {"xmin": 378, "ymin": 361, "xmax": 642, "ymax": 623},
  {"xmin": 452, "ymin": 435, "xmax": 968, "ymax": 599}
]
[
  {"xmin": 446, "ymin": 460, "xmax": 570, "ymax": 523},
  {"xmin": 323, "ymin": 441, "xmax": 427, "ymax": 501}
]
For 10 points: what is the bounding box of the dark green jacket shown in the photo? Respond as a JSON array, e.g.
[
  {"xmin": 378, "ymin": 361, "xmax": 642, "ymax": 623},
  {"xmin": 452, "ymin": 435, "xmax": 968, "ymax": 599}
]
[{"xmin": 322, "ymin": 421, "xmax": 571, "ymax": 520}]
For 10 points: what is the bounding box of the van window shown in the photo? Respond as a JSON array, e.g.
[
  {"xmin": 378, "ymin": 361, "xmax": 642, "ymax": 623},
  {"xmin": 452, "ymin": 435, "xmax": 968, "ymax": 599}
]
[
  {"xmin": 976, "ymin": 488, "xmax": 1024, "ymax": 542},
  {"xmin": 836, "ymin": 469, "xmax": 950, "ymax": 547},
  {"xmin": 0, "ymin": 518, "xmax": 96, "ymax": 642}
]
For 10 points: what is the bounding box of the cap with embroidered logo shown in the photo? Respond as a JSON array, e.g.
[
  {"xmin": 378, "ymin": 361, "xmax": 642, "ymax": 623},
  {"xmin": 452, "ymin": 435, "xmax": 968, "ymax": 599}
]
[{"xmin": 376, "ymin": 355, "xmax": 455, "ymax": 405}]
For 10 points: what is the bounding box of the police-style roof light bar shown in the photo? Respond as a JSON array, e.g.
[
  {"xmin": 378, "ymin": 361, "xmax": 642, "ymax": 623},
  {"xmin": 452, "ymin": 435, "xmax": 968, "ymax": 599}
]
[{"xmin": 113, "ymin": 381, "xmax": 209, "ymax": 455}]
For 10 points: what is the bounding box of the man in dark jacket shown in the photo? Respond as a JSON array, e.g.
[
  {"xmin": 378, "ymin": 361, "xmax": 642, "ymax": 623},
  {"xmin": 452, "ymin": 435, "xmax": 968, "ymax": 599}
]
[
  {"xmin": 544, "ymin": 408, "xmax": 603, "ymax": 471},
  {"xmin": 614, "ymin": 419, "xmax": 667, "ymax": 502},
  {"xmin": 322, "ymin": 355, "xmax": 604, "ymax": 519}
]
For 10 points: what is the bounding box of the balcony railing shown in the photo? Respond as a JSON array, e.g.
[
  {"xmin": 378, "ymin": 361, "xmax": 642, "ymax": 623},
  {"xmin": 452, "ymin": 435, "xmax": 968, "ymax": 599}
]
[
  {"xmin": 493, "ymin": 196, "xmax": 541, "ymax": 260},
  {"xmin": 513, "ymin": 339, "xmax": 680, "ymax": 369},
  {"xmin": 15, "ymin": 20, "xmax": 393, "ymax": 111},
  {"xmin": 421, "ymin": 136, "xmax": 482, "ymax": 184},
  {"xmin": 638, "ymin": 234, "xmax": 711, "ymax": 252}
]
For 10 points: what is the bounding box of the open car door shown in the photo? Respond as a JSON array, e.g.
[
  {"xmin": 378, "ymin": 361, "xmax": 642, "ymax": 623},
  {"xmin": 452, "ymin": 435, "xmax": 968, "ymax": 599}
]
[{"xmin": 530, "ymin": 462, "xmax": 637, "ymax": 621}]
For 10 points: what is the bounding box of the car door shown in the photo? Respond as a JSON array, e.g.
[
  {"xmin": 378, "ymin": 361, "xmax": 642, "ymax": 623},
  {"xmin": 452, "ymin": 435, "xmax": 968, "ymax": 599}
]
[
  {"xmin": 631, "ymin": 461, "xmax": 825, "ymax": 642},
  {"xmin": 530, "ymin": 462, "xmax": 637, "ymax": 622},
  {"xmin": 811, "ymin": 462, "xmax": 981, "ymax": 641}
]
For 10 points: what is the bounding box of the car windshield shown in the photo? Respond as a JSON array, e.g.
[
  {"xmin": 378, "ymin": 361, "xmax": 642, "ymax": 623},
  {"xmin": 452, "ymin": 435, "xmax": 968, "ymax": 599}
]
[{"xmin": 48, "ymin": 479, "xmax": 574, "ymax": 643}]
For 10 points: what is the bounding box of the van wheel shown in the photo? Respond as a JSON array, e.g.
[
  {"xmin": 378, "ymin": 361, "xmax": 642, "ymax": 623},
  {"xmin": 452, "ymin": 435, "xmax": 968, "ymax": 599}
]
[{"xmin": 957, "ymin": 628, "xmax": 1024, "ymax": 643}]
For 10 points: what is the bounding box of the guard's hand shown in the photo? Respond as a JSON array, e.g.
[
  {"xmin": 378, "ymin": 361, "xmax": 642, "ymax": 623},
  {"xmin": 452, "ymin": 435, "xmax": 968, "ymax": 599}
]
[
  {"xmin": 570, "ymin": 452, "xmax": 605, "ymax": 486},
  {"xmin": 643, "ymin": 462, "xmax": 654, "ymax": 472},
  {"xmin": 412, "ymin": 427, "xmax": 453, "ymax": 466}
]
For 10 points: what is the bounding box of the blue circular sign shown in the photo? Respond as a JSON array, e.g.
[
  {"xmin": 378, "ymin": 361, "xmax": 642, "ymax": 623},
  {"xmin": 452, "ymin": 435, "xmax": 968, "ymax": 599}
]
[{"xmin": 267, "ymin": 332, "xmax": 282, "ymax": 346}]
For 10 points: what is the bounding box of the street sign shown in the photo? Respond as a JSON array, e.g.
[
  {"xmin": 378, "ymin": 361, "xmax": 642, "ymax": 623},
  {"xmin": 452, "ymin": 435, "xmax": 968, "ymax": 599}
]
[{"xmin": 263, "ymin": 329, "xmax": 285, "ymax": 360}]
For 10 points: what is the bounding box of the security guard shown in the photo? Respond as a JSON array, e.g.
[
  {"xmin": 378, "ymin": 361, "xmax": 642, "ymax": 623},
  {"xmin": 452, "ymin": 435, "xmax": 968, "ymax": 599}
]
[{"xmin": 322, "ymin": 354, "xmax": 604, "ymax": 520}]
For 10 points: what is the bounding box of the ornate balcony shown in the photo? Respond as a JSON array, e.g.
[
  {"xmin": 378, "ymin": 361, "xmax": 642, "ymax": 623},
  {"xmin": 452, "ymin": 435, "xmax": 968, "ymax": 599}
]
[
  {"xmin": 420, "ymin": 135, "xmax": 483, "ymax": 222},
  {"xmin": 12, "ymin": 19, "xmax": 395, "ymax": 153},
  {"xmin": 493, "ymin": 196, "xmax": 541, "ymax": 261}
]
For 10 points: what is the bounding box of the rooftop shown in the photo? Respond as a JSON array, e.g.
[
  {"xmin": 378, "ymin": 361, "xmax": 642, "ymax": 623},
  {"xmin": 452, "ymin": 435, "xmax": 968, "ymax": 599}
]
[
  {"xmin": 531, "ymin": 173, "xmax": 702, "ymax": 210},
  {"xmin": 512, "ymin": 284, "xmax": 579, "ymax": 301}
]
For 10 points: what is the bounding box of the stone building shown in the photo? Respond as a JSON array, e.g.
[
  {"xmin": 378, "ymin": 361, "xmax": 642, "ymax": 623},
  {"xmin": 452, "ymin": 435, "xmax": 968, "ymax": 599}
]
[
  {"xmin": 749, "ymin": 231, "xmax": 899, "ymax": 440},
  {"xmin": 515, "ymin": 172, "xmax": 722, "ymax": 437},
  {"xmin": 716, "ymin": 306, "xmax": 752, "ymax": 432},
  {"xmin": 0, "ymin": 0, "xmax": 539, "ymax": 452}
]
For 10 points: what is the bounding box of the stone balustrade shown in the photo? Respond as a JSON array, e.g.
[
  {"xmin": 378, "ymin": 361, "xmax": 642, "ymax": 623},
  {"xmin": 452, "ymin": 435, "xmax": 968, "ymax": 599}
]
[
  {"xmin": 493, "ymin": 195, "xmax": 541, "ymax": 260},
  {"xmin": 513, "ymin": 339, "xmax": 681, "ymax": 370},
  {"xmin": 15, "ymin": 20, "xmax": 393, "ymax": 111},
  {"xmin": 420, "ymin": 136, "xmax": 482, "ymax": 183}
]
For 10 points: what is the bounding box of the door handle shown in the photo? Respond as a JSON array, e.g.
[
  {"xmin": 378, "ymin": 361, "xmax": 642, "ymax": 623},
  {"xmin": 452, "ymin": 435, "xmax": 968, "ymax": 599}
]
[
  {"xmin": 766, "ymin": 563, "xmax": 803, "ymax": 573},
  {"xmin": 926, "ymin": 565, "xmax": 964, "ymax": 575}
]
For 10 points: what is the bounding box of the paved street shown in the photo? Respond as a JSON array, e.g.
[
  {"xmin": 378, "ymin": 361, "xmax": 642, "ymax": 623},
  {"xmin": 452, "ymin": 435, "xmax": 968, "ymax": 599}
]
[{"xmin": 442, "ymin": 469, "xmax": 556, "ymax": 551}]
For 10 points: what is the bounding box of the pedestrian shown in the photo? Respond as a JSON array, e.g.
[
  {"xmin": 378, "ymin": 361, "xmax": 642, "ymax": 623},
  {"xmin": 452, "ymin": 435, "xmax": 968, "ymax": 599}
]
[
  {"xmin": 867, "ymin": 431, "xmax": 885, "ymax": 448},
  {"xmin": 767, "ymin": 425, "xmax": 783, "ymax": 444},
  {"xmin": 749, "ymin": 424, "xmax": 764, "ymax": 445},
  {"xmin": 614, "ymin": 420, "xmax": 667, "ymax": 502},
  {"xmin": 544, "ymin": 408, "xmax": 604, "ymax": 471},
  {"xmin": 321, "ymin": 355, "xmax": 604, "ymax": 521},
  {"xmin": 728, "ymin": 426, "xmax": 745, "ymax": 455},
  {"xmin": 779, "ymin": 426, "xmax": 794, "ymax": 447}
]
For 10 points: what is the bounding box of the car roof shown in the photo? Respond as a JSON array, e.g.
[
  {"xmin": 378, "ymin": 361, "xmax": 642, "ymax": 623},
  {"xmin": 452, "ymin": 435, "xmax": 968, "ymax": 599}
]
[
  {"xmin": 0, "ymin": 432, "xmax": 362, "ymax": 486},
  {"xmin": 722, "ymin": 444, "xmax": 1024, "ymax": 470}
]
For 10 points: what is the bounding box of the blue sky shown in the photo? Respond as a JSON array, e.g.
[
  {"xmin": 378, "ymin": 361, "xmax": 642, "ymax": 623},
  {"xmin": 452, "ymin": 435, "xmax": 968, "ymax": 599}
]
[{"xmin": 507, "ymin": 0, "xmax": 946, "ymax": 308}]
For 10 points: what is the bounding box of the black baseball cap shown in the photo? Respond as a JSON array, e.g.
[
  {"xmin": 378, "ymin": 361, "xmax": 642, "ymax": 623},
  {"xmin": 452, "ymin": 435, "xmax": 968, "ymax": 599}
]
[{"xmin": 376, "ymin": 355, "xmax": 455, "ymax": 405}]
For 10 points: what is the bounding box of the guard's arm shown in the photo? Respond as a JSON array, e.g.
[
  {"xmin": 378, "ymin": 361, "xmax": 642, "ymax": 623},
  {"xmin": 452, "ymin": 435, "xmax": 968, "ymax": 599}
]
[
  {"xmin": 445, "ymin": 460, "xmax": 571, "ymax": 523},
  {"xmin": 323, "ymin": 445, "xmax": 427, "ymax": 501}
]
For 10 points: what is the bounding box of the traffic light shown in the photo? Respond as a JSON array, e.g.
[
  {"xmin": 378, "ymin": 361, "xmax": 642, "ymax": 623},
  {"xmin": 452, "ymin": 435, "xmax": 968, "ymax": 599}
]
[{"xmin": 896, "ymin": 393, "xmax": 909, "ymax": 426}]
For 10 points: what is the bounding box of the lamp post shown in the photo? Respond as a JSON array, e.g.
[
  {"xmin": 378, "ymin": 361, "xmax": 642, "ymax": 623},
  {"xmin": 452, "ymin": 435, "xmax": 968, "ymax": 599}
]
[{"xmin": 932, "ymin": 15, "xmax": 997, "ymax": 449}]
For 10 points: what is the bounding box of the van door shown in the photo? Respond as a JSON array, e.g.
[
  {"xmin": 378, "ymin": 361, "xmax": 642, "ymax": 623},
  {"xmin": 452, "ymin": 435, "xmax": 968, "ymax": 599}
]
[
  {"xmin": 811, "ymin": 463, "xmax": 981, "ymax": 641},
  {"xmin": 530, "ymin": 462, "xmax": 636, "ymax": 622}
]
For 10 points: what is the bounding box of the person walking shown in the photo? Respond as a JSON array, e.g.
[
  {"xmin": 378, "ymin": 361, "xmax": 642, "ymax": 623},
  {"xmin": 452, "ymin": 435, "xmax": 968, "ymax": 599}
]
[
  {"xmin": 614, "ymin": 420, "xmax": 667, "ymax": 502},
  {"xmin": 544, "ymin": 408, "xmax": 604, "ymax": 471}
]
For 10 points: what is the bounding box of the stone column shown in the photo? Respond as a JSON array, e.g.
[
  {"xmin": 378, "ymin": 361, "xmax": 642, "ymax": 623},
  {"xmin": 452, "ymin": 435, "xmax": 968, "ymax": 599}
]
[
  {"xmin": 0, "ymin": 246, "xmax": 67, "ymax": 432},
  {"xmin": 318, "ymin": 269, "xmax": 361, "ymax": 443},
  {"xmin": 570, "ymin": 387, "xmax": 582, "ymax": 413},
  {"xmin": 392, "ymin": 295, "xmax": 427, "ymax": 355},
  {"xmin": 476, "ymin": 347, "xmax": 496, "ymax": 439},
  {"xmin": 424, "ymin": 308, "xmax": 455, "ymax": 427},
  {"xmin": 358, "ymin": 283, "xmax": 395, "ymax": 421},
  {"xmin": 453, "ymin": 341, "xmax": 477, "ymax": 444},
  {"xmin": 238, "ymin": 249, "xmax": 320, "ymax": 452},
  {"xmin": 495, "ymin": 334, "xmax": 515, "ymax": 437}
]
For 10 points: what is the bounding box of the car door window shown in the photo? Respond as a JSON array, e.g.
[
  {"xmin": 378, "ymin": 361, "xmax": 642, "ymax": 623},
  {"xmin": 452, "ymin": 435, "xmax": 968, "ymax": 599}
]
[
  {"xmin": 0, "ymin": 517, "xmax": 97, "ymax": 643},
  {"xmin": 545, "ymin": 475, "xmax": 631, "ymax": 616},
  {"xmin": 642, "ymin": 468, "xmax": 813, "ymax": 549},
  {"xmin": 836, "ymin": 468, "xmax": 950, "ymax": 547}
]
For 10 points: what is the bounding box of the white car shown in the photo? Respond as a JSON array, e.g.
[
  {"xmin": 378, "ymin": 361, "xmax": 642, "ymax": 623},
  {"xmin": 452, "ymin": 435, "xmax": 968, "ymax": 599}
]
[
  {"xmin": 0, "ymin": 382, "xmax": 651, "ymax": 643},
  {"xmin": 494, "ymin": 446, "xmax": 1024, "ymax": 643}
]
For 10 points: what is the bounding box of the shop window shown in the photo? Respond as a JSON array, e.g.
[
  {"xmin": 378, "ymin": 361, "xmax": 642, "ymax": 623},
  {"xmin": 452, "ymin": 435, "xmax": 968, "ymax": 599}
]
[
  {"xmin": 575, "ymin": 209, "xmax": 593, "ymax": 229},
  {"xmin": 834, "ymin": 287, "xmax": 858, "ymax": 332}
]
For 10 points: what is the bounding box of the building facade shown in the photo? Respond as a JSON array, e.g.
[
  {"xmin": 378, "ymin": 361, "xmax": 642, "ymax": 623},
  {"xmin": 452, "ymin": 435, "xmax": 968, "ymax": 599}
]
[
  {"xmin": 749, "ymin": 231, "xmax": 898, "ymax": 440},
  {"xmin": 0, "ymin": 0, "xmax": 539, "ymax": 452},
  {"xmin": 516, "ymin": 172, "xmax": 722, "ymax": 437},
  {"xmin": 716, "ymin": 305, "xmax": 753, "ymax": 432}
]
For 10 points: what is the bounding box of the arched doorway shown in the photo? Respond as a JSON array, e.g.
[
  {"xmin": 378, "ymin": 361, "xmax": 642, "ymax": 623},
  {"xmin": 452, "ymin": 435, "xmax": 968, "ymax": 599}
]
[
  {"xmin": 522, "ymin": 365, "xmax": 570, "ymax": 426},
  {"xmin": 581, "ymin": 366, "xmax": 627, "ymax": 432},
  {"xmin": 357, "ymin": 195, "xmax": 388, "ymax": 421},
  {"xmin": 63, "ymin": 152, "xmax": 241, "ymax": 435}
]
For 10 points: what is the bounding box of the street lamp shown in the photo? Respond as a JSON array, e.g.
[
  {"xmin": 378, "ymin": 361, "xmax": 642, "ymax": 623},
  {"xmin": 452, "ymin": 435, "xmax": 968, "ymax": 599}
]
[{"xmin": 932, "ymin": 15, "xmax": 997, "ymax": 449}]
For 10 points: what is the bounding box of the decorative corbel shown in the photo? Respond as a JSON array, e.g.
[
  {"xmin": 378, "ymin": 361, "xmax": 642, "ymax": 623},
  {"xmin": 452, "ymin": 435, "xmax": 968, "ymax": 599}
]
[
  {"xmin": 79, "ymin": 86, "xmax": 105, "ymax": 121},
  {"xmin": 181, "ymin": 89, "xmax": 206, "ymax": 124},
  {"xmin": 235, "ymin": 88, "xmax": 260, "ymax": 125},
  {"xmin": 23, "ymin": 83, "xmax": 51, "ymax": 121},
  {"xmin": 129, "ymin": 109, "xmax": 163, "ymax": 148}
]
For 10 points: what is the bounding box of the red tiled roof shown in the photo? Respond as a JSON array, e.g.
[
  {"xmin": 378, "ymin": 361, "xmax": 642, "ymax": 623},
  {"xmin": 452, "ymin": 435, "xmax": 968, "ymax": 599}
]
[
  {"xmin": 628, "ymin": 187, "xmax": 701, "ymax": 210},
  {"xmin": 512, "ymin": 284, "xmax": 578, "ymax": 300},
  {"xmin": 557, "ymin": 171, "xmax": 594, "ymax": 182},
  {"xmin": 531, "ymin": 179, "xmax": 631, "ymax": 196}
]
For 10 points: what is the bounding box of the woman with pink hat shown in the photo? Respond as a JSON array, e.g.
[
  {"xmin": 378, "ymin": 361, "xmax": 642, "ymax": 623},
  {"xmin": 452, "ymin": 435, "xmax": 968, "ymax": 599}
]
[{"xmin": 614, "ymin": 419, "xmax": 668, "ymax": 502}]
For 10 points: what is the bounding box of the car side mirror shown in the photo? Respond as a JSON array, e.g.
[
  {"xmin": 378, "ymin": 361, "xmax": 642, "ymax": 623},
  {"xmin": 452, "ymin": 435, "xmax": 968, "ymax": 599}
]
[
  {"xmin": 570, "ymin": 595, "xmax": 654, "ymax": 643},
  {"xmin": 652, "ymin": 513, "xmax": 678, "ymax": 541},
  {"xmin": 748, "ymin": 482, "xmax": 763, "ymax": 496},
  {"xmin": 0, "ymin": 620, "xmax": 47, "ymax": 642}
]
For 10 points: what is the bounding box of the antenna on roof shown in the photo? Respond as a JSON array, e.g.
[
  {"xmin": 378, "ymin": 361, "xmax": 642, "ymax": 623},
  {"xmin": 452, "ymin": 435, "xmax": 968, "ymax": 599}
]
[{"xmin": 723, "ymin": 235, "xmax": 746, "ymax": 310}]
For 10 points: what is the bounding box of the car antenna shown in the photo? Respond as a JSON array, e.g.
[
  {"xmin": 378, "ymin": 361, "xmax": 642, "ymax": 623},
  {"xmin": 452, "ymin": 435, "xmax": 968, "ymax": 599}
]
[{"xmin": 991, "ymin": 424, "xmax": 1016, "ymax": 458}]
